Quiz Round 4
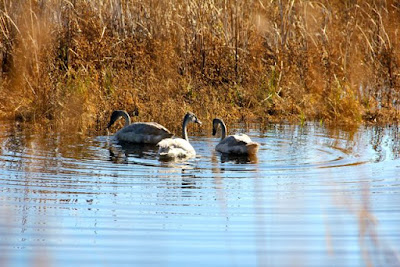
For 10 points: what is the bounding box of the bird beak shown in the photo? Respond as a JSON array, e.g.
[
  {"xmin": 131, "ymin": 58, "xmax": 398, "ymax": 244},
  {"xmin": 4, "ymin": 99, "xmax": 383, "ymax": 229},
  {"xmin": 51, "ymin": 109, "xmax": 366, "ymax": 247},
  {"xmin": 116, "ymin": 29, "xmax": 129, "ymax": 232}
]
[
  {"xmin": 195, "ymin": 119, "xmax": 202, "ymax": 125},
  {"xmin": 212, "ymin": 128, "xmax": 216, "ymax": 136}
]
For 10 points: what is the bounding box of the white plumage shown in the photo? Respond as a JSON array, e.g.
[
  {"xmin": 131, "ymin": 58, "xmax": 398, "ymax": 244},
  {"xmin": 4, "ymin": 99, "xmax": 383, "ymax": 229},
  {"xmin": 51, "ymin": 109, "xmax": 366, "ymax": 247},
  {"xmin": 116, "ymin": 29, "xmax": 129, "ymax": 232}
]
[
  {"xmin": 157, "ymin": 138, "xmax": 196, "ymax": 159},
  {"xmin": 157, "ymin": 112, "xmax": 202, "ymax": 159}
]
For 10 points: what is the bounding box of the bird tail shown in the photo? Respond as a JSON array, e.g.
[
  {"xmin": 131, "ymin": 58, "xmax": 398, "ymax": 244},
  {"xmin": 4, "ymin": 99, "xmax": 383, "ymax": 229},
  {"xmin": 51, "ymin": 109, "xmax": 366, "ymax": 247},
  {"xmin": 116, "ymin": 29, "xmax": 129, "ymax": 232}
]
[
  {"xmin": 246, "ymin": 142, "xmax": 260, "ymax": 155},
  {"xmin": 157, "ymin": 140, "xmax": 170, "ymax": 156},
  {"xmin": 157, "ymin": 140, "xmax": 179, "ymax": 159},
  {"xmin": 157, "ymin": 148, "xmax": 171, "ymax": 157}
]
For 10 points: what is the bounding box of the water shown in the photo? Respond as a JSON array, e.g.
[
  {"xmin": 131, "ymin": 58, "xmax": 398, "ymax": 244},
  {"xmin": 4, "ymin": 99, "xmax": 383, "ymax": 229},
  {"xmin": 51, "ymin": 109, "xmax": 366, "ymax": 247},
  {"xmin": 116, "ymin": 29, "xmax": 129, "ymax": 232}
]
[{"xmin": 0, "ymin": 122, "xmax": 400, "ymax": 267}]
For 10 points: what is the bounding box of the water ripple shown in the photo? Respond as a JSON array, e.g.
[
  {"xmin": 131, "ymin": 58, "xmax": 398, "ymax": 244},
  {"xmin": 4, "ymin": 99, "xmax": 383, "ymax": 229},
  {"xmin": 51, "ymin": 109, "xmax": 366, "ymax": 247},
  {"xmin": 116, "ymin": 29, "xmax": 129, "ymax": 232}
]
[{"xmin": 0, "ymin": 123, "xmax": 400, "ymax": 266}]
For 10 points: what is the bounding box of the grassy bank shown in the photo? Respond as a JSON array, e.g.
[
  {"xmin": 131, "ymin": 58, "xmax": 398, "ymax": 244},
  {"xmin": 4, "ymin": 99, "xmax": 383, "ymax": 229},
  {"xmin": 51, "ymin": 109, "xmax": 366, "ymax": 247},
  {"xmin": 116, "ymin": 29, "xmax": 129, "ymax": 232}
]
[{"xmin": 1, "ymin": 0, "xmax": 400, "ymax": 132}]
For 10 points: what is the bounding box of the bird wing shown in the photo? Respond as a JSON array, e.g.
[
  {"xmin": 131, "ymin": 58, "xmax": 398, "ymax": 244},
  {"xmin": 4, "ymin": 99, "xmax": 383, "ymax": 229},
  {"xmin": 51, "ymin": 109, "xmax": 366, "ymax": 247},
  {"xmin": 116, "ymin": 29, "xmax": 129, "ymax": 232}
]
[
  {"xmin": 219, "ymin": 134, "xmax": 252, "ymax": 146},
  {"xmin": 157, "ymin": 138, "xmax": 195, "ymax": 158},
  {"xmin": 121, "ymin": 122, "xmax": 172, "ymax": 137},
  {"xmin": 216, "ymin": 134, "xmax": 259, "ymax": 154}
]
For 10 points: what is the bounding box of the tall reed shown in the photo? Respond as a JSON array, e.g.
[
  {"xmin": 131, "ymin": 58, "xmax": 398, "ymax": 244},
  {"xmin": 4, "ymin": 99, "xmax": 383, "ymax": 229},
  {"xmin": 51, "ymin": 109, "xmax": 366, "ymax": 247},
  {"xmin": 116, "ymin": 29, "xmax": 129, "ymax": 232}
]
[{"xmin": 1, "ymin": 0, "xmax": 399, "ymax": 131}]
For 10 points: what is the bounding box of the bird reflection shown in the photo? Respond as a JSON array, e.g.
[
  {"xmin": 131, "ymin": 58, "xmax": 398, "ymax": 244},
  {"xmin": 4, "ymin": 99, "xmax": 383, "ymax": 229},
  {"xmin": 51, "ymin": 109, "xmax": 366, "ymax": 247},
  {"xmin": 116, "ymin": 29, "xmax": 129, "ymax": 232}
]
[
  {"xmin": 108, "ymin": 141, "xmax": 157, "ymax": 163},
  {"xmin": 219, "ymin": 152, "xmax": 258, "ymax": 164},
  {"xmin": 181, "ymin": 170, "xmax": 200, "ymax": 191}
]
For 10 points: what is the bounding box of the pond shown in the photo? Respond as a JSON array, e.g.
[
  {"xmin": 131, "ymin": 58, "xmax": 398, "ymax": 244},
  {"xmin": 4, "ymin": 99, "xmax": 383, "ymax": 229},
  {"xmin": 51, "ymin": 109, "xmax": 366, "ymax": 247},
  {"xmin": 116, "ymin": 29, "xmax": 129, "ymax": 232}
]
[{"xmin": 0, "ymin": 122, "xmax": 399, "ymax": 266}]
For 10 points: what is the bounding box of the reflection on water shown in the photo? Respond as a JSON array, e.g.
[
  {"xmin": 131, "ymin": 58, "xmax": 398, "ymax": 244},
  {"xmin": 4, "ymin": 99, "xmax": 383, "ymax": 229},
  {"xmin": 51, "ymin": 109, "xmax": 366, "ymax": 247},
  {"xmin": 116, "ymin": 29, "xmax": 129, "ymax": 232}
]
[
  {"xmin": 0, "ymin": 122, "xmax": 400, "ymax": 266},
  {"xmin": 218, "ymin": 152, "xmax": 258, "ymax": 164}
]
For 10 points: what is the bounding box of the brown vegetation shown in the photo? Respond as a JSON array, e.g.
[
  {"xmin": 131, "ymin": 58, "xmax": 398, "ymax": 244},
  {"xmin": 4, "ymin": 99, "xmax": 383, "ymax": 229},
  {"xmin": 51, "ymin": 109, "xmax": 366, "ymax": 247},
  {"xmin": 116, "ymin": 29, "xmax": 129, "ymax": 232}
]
[{"xmin": 1, "ymin": 0, "xmax": 400, "ymax": 132}]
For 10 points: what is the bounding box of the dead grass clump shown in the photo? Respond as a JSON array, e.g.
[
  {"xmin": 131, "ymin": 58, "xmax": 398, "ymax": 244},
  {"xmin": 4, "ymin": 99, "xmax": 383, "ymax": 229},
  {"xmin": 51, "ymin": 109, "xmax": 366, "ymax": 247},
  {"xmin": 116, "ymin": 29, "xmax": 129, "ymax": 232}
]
[{"xmin": 1, "ymin": 0, "xmax": 400, "ymax": 131}]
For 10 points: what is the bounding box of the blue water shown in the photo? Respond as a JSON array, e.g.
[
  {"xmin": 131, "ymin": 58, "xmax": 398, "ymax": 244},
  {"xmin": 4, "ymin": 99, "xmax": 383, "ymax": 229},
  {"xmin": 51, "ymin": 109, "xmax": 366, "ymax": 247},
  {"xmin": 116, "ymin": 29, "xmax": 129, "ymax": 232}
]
[{"xmin": 0, "ymin": 122, "xmax": 399, "ymax": 266}]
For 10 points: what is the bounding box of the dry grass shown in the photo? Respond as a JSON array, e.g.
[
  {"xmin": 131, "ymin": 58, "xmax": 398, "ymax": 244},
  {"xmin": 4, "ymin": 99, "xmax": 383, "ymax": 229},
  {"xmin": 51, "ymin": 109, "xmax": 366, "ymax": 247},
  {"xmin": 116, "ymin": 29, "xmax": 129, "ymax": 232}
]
[{"xmin": 1, "ymin": 0, "xmax": 400, "ymax": 133}]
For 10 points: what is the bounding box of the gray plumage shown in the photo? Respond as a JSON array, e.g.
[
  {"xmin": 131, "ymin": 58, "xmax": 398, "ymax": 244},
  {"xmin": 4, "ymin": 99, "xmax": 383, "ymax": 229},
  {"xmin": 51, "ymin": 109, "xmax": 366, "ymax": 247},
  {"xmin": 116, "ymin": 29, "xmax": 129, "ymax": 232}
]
[
  {"xmin": 212, "ymin": 118, "xmax": 260, "ymax": 155},
  {"xmin": 107, "ymin": 110, "xmax": 173, "ymax": 144}
]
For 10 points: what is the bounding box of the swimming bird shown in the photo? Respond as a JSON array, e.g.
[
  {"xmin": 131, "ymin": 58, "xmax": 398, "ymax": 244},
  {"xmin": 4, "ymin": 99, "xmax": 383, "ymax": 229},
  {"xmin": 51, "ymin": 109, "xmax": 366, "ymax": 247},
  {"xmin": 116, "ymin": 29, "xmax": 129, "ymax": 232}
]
[
  {"xmin": 107, "ymin": 110, "xmax": 173, "ymax": 144},
  {"xmin": 212, "ymin": 118, "xmax": 260, "ymax": 155},
  {"xmin": 157, "ymin": 112, "xmax": 202, "ymax": 159}
]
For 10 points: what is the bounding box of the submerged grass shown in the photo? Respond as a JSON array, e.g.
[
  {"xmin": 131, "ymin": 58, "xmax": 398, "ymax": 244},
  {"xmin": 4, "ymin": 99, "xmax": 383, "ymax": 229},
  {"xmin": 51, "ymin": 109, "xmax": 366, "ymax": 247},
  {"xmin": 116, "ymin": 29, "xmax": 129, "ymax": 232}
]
[{"xmin": 1, "ymin": 0, "xmax": 400, "ymax": 133}]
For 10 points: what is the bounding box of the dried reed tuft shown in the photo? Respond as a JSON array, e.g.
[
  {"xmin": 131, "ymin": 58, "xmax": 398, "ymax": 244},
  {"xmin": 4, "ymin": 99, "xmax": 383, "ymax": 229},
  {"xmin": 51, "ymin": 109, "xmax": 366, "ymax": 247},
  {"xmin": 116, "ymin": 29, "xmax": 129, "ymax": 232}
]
[{"xmin": 1, "ymin": 1, "xmax": 399, "ymax": 132}]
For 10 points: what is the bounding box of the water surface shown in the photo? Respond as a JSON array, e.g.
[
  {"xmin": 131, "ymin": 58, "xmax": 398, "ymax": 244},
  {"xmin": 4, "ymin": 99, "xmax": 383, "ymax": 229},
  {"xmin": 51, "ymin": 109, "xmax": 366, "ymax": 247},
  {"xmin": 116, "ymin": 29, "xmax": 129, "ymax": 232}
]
[{"xmin": 0, "ymin": 122, "xmax": 400, "ymax": 266}]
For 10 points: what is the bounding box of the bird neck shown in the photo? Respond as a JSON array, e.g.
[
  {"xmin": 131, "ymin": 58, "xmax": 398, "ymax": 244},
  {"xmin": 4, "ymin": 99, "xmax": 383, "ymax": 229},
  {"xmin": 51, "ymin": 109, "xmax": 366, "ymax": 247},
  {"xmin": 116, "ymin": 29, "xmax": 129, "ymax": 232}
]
[
  {"xmin": 182, "ymin": 114, "xmax": 190, "ymax": 141},
  {"xmin": 219, "ymin": 119, "xmax": 227, "ymax": 141},
  {"xmin": 121, "ymin": 111, "xmax": 131, "ymax": 126}
]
